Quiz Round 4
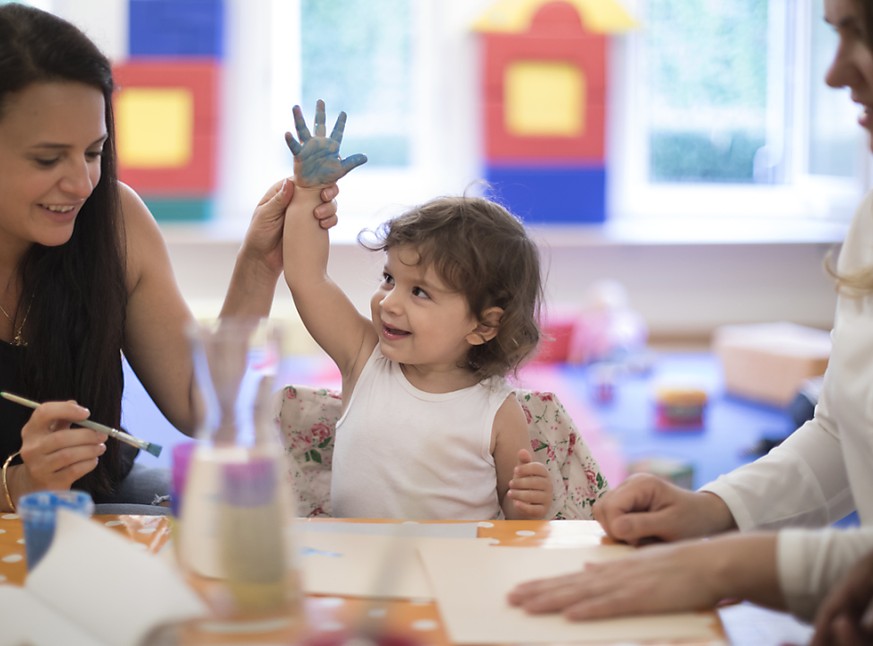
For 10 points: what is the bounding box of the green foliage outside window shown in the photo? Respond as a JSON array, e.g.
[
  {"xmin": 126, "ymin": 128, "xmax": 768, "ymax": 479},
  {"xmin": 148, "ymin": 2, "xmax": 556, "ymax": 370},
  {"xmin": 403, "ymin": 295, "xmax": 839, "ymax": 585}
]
[
  {"xmin": 645, "ymin": 0, "xmax": 768, "ymax": 183},
  {"xmin": 300, "ymin": 0, "xmax": 412, "ymax": 167}
]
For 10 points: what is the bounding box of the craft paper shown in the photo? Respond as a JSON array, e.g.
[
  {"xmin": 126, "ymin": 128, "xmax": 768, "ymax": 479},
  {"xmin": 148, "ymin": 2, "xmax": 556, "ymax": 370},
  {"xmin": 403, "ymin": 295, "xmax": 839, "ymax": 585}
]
[
  {"xmin": 9, "ymin": 510, "xmax": 207, "ymax": 646},
  {"xmin": 719, "ymin": 601, "xmax": 813, "ymax": 644},
  {"xmin": 0, "ymin": 587, "xmax": 103, "ymax": 646},
  {"xmin": 418, "ymin": 539, "xmax": 722, "ymax": 644},
  {"xmin": 298, "ymin": 520, "xmax": 479, "ymax": 538},
  {"xmin": 296, "ymin": 522, "xmax": 480, "ymax": 600}
]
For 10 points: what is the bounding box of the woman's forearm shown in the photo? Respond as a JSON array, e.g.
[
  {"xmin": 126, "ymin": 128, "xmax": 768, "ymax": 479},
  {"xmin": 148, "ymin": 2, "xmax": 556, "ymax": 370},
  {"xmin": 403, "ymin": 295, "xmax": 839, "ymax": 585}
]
[
  {"xmin": 220, "ymin": 251, "xmax": 281, "ymax": 319},
  {"xmin": 711, "ymin": 532, "xmax": 784, "ymax": 610}
]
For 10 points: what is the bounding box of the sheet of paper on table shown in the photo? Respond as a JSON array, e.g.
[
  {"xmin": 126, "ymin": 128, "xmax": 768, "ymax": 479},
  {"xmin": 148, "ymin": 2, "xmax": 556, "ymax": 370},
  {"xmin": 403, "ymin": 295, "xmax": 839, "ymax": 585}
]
[
  {"xmin": 0, "ymin": 586, "xmax": 103, "ymax": 646},
  {"xmin": 4, "ymin": 509, "xmax": 206, "ymax": 646},
  {"xmin": 298, "ymin": 521, "xmax": 480, "ymax": 538},
  {"xmin": 296, "ymin": 521, "xmax": 480, "ymax": 599},
  {"xmin": 417, "ymin": 539, "xmax": 723, "ymax": 644}
]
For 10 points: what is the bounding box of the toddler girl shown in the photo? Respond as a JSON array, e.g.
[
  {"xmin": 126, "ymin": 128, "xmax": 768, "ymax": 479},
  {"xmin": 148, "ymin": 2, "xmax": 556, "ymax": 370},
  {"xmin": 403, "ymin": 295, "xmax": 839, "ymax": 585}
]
[{"xmin": 283, "ymin": 101, "xmax": 552, "ymax": 519}]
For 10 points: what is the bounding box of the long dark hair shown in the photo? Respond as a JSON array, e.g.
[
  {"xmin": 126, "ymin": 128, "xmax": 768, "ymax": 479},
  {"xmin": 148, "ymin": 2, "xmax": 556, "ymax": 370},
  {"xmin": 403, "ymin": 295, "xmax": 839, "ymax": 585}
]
[{"xmin": 0, "ymin": 4, "xmax": 128, "ymax": 496}]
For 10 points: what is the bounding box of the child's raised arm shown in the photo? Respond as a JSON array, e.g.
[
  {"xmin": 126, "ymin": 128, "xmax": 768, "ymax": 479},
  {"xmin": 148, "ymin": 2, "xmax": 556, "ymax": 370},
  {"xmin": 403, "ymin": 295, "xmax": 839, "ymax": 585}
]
[{"xmin": 282, "ymin": 100, "xmax": 371, "ymax": 380}]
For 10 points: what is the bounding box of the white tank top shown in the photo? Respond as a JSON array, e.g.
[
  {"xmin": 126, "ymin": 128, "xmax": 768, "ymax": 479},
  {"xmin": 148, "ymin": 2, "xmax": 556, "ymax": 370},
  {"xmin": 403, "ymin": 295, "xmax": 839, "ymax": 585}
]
[{"xmin": 330, "ymin": 347, "xmax": 515, "ymax": 519}]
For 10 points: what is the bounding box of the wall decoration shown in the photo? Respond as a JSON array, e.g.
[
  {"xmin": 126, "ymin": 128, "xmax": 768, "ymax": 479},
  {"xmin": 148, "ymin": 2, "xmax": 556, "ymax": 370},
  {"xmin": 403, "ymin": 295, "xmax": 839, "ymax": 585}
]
[
  {"xmin": 473, "ymin": 0, "xmax": 635, "ymax": 224},
  {"xmin": 113, "ymin": 0, "xmax": 225, "ymax": 221}
]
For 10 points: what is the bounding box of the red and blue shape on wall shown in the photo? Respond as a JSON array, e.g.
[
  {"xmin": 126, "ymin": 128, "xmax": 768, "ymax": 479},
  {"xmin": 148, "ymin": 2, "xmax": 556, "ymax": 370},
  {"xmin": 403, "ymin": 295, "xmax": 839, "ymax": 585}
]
[
  {"xmin": 113, "ymin": 0, "xmax": 225, "ymax": 221},
  {"xmin": 473, "ymin": 0, "xmax": 635, "ymax": 224}
]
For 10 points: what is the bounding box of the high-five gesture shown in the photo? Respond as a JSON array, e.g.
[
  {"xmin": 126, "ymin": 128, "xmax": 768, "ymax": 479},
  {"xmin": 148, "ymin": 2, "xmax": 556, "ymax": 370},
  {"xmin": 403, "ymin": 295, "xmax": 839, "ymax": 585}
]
[{"xmin": 285, "ymin": 99, "xmax": 368, "ymax": 187}]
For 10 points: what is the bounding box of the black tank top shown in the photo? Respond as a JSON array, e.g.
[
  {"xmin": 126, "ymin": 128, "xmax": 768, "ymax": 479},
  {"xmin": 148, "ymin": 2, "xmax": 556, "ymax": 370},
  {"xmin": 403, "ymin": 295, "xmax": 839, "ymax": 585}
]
[{"xmin": 0, "ymin": 341, "xmax": 31, "ymax": 460}]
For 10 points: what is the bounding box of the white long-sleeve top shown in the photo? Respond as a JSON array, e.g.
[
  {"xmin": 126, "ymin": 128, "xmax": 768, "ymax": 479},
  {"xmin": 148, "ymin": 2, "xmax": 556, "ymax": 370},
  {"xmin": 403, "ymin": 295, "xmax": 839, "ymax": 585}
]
[{"xmin": 701, "ymin": 190, "xmax": 873, "ymax": 620}]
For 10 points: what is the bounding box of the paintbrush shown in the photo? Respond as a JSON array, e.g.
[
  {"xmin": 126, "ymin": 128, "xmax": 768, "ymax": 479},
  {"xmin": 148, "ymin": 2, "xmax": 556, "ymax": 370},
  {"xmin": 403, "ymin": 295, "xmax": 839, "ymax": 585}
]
[{"xmin": 0, "ymin": 391, "xmax": 163, "ymax": 457}]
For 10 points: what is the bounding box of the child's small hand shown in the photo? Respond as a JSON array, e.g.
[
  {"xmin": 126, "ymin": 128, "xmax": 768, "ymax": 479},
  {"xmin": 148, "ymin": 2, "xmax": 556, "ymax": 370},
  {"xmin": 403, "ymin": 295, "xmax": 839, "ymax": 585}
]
[
  {"xmin": 506, "ymin": 449, "xmax": 553, "ymax": 520},
  {"xmin": 284, "ymin": 99, "xmax": 368, "ymax": 188}
]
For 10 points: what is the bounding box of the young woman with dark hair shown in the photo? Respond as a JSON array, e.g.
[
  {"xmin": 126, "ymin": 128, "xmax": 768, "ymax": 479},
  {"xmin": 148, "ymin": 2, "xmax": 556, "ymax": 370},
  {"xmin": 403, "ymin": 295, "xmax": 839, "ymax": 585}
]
[{"xmin": 0, "ymin": 3, "xmax": 340, "ymax": 512}]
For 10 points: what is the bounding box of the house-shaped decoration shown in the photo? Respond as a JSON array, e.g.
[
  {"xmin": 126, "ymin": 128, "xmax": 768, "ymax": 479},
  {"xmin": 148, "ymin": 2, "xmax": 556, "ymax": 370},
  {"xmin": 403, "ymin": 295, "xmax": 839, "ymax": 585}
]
[
  {"xmin": 113, "ymin": 0, "xmax": 225, "ymax": 222},
  {"xmin": 473, "ymin": 0, "xmax": 635, "ymax": 223}
]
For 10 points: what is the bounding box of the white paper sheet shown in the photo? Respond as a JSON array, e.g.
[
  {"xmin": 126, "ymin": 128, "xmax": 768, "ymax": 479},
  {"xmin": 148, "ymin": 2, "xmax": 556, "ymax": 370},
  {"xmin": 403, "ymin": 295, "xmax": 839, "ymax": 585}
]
[
  {"xmin": 418, "ymin": 539, "xmax": 723, "ymax": 644},
  {"xmin": 0, "ymin": 587, "xmax": 104, "ymax": 646},
  {"xmin": 298, "ymin": 520, "xmax": 480, "ymax": 538},
  {"xmin": 295, "ymin": 522, "xmax": 481, "ymax": 600},
  {"xmin": 11, "ymin": 510, "xmax": 207, "ymax": 646}
]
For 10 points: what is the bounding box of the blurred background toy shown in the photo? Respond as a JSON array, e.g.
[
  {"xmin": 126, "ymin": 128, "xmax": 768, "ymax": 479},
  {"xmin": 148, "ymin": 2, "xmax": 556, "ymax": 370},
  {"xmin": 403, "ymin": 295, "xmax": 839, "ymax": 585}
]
[
  {"xmin": 535, "ymin": 279, "xmax": 649, "ymax": 367},
  {"xmin": 654, "ymin": 385, "xmax": 708, "ymax": 430}
]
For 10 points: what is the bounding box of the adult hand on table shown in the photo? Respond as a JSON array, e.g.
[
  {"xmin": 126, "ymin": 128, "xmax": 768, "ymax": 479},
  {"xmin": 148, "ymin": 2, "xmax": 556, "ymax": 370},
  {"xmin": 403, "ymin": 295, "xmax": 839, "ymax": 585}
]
[
  {"xmin": 592, "ymin": 473, "xmax": 737, "ymax": 545},
  {"xmin": 508, "ymin": 532, "xmax": 782, "ymax": 620}
]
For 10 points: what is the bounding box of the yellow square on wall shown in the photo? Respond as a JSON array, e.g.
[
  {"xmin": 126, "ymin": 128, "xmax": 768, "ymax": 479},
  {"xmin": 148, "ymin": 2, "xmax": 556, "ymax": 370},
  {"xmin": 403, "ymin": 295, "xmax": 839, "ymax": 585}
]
[
  {"xmin": 116, "ymin": 88, "xmax": 194, "ymax": 168},
  {"xmin": 505, "ymin": 61, "xmax": 585, "ymax": 137}
]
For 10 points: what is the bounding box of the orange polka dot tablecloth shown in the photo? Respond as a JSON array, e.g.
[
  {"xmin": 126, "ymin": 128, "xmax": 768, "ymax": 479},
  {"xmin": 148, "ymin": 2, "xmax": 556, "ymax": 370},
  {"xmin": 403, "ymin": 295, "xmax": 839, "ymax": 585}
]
[
  {"xmin": 0, "ymin": 515, "xmax": 728, "ymax": 645},
  {"xmin": 0, "ymin": 512, "xmax": 171, "ymax": 587}
]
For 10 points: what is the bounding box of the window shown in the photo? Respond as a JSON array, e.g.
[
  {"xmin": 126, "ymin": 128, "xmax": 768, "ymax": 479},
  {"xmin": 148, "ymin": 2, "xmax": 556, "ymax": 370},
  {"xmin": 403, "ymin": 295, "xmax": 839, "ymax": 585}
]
[
  {"xmin": 808, "ymin": 4, "xmax": 864, "ymax": 179},
  {"xmin": 645, "ymin": 0, "xmax": 769, "ymax": 184},
  {"xmin": 300, "ymin": 0, "xmax": 414, "ymax": 168},
  {"xmin": 265, "ymin": 0, "xmax": 867, "ymax": 236},
  {"xmin": 261, "ymin": 0, "xmax": 483, "ymax": 241},
  {"xmin": 45, "ymin": 0, "xmax": 870, "ymax": 240},
  {"xmin": 609, "ymin": 0, "xmax": 867, "ymax": 226}
]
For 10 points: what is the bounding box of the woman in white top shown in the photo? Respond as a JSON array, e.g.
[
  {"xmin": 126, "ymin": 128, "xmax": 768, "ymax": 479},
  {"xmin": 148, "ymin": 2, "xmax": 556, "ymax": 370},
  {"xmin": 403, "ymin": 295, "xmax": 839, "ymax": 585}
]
[{"xmin": 509, "ymin": 0, "xmax": 873, "ymax": 636}]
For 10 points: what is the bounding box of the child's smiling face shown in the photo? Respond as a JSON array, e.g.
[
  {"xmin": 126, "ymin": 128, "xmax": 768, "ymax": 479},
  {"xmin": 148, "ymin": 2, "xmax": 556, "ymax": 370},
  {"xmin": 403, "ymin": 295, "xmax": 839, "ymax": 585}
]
[{"xmin": 370, "ymin": 245, "xmax": 483, "ymax": 378}]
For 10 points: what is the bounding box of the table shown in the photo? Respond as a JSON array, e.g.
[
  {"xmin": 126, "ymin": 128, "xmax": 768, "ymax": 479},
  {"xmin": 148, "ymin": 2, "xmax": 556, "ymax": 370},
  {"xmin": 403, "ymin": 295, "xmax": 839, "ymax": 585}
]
[{"xmin": 0, "ymin": 514, "xmax": 812, "ymax": 645}]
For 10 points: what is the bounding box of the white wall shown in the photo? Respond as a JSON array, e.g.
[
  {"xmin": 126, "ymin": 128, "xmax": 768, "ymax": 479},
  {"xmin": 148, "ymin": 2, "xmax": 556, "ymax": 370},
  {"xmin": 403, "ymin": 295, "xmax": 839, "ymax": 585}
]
[{"xmin": 166, "ymin": 232, "xmax": 839, "ymax": 346}]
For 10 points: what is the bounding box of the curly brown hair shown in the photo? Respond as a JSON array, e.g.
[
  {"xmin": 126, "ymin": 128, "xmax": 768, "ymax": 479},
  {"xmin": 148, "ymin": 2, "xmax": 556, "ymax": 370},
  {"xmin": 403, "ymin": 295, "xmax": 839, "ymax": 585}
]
[{"xmin": 360, "ymin": 196, "xmax": 543, "ymax": 381}]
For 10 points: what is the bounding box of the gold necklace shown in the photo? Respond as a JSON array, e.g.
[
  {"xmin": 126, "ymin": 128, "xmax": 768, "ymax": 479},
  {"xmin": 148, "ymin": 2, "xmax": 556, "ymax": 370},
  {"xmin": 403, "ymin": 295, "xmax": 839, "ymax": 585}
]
[{"xmin": 0, "ymin": 299, "xmax": 31, "ymax": 347}]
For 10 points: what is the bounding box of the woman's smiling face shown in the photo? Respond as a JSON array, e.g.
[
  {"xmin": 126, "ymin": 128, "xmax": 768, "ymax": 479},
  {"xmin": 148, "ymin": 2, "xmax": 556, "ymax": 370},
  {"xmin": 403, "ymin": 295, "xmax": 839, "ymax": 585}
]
[{"xmin": 0, "ymin": 80, "xmax": 106, "ymax": 254}]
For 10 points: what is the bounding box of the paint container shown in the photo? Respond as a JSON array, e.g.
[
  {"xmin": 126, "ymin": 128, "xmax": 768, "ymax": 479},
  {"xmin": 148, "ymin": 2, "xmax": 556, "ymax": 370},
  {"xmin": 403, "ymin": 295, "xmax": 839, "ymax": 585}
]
[
  {"xmin": 174, "ymin": 318, "xmax": 303, "ymax": 639},
  {"xmin": 18, "ymin": 490, "xmax": 94, "ymax": 571}
]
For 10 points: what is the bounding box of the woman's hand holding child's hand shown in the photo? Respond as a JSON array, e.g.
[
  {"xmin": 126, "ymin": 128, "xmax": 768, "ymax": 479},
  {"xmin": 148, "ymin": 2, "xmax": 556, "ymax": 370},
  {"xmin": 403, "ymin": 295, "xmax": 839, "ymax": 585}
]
[
  {"xmin": 506, "ymin": 449, "xmax": 553, "ymax": 519},
  {"xmin": 240, "ymin": 178, "xmax": 340, "ymax": 278},
  {"xmin": 284, "ymin": 99, "xmax": 368, "ymax": 188}
]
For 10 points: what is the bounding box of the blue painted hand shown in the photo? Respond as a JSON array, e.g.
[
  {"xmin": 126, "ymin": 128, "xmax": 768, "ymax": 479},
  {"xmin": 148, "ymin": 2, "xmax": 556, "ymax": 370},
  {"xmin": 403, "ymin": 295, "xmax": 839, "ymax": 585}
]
[{"xmin": 284, "ymin": 99, "xmax": 368, "ymax": 188}]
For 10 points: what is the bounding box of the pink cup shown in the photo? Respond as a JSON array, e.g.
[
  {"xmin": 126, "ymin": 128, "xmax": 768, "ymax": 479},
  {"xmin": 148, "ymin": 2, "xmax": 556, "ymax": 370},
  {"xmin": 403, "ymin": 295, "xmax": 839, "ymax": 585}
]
[{"xmin": 171, "ymin": 441, "xmax": 198, "ymax": 517}]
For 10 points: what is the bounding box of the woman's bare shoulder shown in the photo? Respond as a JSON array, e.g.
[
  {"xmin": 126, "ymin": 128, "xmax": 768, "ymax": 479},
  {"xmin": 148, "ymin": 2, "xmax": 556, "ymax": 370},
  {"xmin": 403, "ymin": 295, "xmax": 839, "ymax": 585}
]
[{"xmin": 116, "ymin": 182, "xmax": 172, "ymax": 290}]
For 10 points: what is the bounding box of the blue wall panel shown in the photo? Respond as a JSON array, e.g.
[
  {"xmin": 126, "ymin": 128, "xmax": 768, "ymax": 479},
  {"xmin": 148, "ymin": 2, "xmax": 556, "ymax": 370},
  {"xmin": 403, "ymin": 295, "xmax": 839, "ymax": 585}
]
[
  {"xmin": 129, "ymin": 0, "xmax": 225, "ymax": 58},
  {"xmin": 484, "ymin": 164, "xmax": 607, "ymax": 224}
]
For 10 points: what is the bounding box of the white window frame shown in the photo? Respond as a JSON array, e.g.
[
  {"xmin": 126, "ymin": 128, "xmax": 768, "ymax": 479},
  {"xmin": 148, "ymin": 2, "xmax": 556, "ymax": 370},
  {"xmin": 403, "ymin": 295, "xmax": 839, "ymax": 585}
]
[
  {"xmin": 217, "ymin": 0, "xmax": 488, "ymax": 243},
  {"xmin": 48, "ymin": 0, "xmax": 870, "ymax": 244},
  {"xmin": 606, "ymin": 0, "xmax": 867, "ymax": 235}
]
